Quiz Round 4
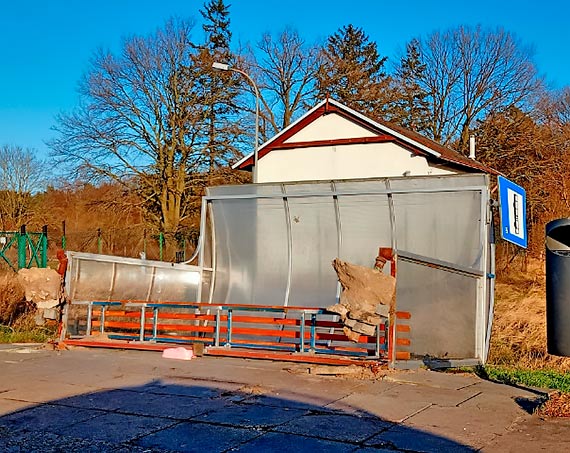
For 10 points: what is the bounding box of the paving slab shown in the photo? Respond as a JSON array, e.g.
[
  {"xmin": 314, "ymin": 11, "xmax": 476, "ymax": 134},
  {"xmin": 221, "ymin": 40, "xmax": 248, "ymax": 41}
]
[
  {"xmin": 275, "ymin": 412, "xmax": 392, "ymax": 443},
  {"xmin": 135, "ymin": 420, "xmax": 261, "ymax": 452},
  {"xmin": 0, "ymin": 426, "xmax": 135, "ymax": 453},
  {"xmin": 0, "ymin": 380, "xmax": 98, "ymax": 404},
  {"xmin": 366, "ymin": 424, "xmax": 477, "ymax": 452},
  {"xmin": 197, "ymin": 401, "xmax": 308, "ymax": 428},
  {"xmin": 385, "ymin": 369, "xmax": 480, "ymax": 390},
  {"xmin": 143, "ymin": 377, "xmax": 243, "ymax": 398},
  {"xmin": 234, "ymin": 431, "xmax": 356, "ymax": 452},
  {"xmin": 0, "ymin": 398, "xmax": 35, "ymax": 416},
  {"xmin": 396, "ymin": 403, "xmax": 527, "ymax": 449},
  {"xmin": 329, "ymin": 381, "xmax": 481, "ymax": 422},
  {"xmin": 0, "ymin": 403, "xmax": 101, "ymax": 433},
  {"xmin": 0, "ymin": 347, "xmax": 568, "ymax": 452},
  {"xmin": 482, "ymin": 415, "xmax": 570, "ymax": 452},
  {"xmin": 58, "ymin": 411, "xmax": 178, "ymax": 443},
  {"xmin": 242, "ymin": 388, "xmax": 355, "ymax": 411}
]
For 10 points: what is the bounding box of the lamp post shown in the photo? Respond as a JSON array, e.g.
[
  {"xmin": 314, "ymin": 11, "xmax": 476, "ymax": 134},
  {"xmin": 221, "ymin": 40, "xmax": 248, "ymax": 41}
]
[{"xmin": 212, "ymin": 62, "xmax": 260, "ymax": 183}]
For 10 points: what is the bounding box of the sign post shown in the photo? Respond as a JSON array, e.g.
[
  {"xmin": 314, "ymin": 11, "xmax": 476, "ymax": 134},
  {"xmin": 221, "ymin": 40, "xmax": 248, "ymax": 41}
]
[{"xmin": 497, "ymin": 175, "xmax": 527, "ymax": 248}]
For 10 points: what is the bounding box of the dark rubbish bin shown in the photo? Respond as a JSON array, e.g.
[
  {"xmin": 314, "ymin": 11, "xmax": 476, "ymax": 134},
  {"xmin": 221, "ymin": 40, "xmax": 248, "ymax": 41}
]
[{"xmin": 546, "ymin": 218, "xmax": 570, "ymax": 357}]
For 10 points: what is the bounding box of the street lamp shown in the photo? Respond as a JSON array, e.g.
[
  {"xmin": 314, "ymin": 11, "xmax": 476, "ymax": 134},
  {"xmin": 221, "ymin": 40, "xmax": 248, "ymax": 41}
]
[{"xmin": 212, "ymin": 62, "xmax": 260, "ymax": 183}]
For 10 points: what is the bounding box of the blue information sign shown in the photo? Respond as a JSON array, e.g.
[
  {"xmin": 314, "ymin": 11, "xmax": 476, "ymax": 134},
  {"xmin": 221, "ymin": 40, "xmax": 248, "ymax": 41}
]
[{"xmin": 497, "ymin": 175, "xmax": 527, "ymax": 248}]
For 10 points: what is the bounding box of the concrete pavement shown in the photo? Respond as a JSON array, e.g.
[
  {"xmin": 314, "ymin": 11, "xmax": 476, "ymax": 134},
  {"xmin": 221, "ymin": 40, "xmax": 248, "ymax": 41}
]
[{"xmin": 0, "ymin": 344, "xmax": 568, "ymax": 452}]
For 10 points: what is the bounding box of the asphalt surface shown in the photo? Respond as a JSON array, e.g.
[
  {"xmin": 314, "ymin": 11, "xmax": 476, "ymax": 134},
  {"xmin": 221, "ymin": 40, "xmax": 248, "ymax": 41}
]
[{"xmin": 0, "ymin": 344, "xmax": 569, "ymax": 452}]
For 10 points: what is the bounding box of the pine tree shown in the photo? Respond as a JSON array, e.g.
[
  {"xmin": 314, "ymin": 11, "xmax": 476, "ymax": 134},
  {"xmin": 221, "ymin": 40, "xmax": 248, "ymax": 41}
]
[
  {"xmin": 389, "ymin": 39, "xmax": 430, "ymax": 134},
  {"xmin": 315, "ymin": 24, "xmax": 389, "ymax": 115},
  {"xmin": 198, "ymin": 0, "xmax": 244, "ymax": 181}
]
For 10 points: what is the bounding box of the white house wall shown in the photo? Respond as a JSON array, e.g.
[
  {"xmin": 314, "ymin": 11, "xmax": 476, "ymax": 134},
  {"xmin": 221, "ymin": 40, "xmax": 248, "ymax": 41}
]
[
  {"xmin": 283, "ymin": 112, "xmax": 376, "ymax": 143},
  {"xmin": 257, "ymin": 142, "xmax": 455, "ymax": 183}
]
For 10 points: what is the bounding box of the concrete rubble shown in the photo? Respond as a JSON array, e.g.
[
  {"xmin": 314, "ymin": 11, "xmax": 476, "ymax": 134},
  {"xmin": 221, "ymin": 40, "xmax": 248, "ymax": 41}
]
[
  {"xmin": 17, "ymin": 267, "xmax": 62, "ymax": 324},
  {"xmin": 328, "ymin": 258, "xmax": 395, "ymax": 341}
]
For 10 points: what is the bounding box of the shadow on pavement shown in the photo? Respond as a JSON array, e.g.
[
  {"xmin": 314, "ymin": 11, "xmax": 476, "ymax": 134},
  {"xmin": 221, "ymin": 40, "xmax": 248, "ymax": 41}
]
[{"xmin": 0, "ymin": 379, "xmax": 477, "ymax": 452}]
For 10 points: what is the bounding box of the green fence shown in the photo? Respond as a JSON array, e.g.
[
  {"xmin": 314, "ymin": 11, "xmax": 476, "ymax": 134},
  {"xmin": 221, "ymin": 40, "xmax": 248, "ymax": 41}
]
[{"xmin": 0, "ymin": 225, "xmax": 48, "ymax": 271}]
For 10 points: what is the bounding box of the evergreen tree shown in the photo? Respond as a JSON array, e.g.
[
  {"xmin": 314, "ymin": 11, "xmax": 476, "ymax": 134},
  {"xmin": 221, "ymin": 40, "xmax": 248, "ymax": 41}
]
[
  {"xmin": 315, "ymin": 24, "xmax": 389, "ymax": 115},
  {"xmin": 389, "ymin": 39, "xmax": 430, "ymax": 134},
  {"xmin": 198, "ymin": 0, "xmax": 245, "ymax": 180}
]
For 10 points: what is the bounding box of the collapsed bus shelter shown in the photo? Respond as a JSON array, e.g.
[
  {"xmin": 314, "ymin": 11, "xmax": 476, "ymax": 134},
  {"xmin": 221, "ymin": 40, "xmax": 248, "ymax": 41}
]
[
  {"xmin": 64, "ymin": 173, "xmax": 493, "ymax": 368},
  {"xmin": 62, "ymin": 99, "xmax": 497, "ymax": 368}
]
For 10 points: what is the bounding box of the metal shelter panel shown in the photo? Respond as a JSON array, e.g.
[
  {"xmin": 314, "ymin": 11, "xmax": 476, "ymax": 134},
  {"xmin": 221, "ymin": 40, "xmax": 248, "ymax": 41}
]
[
  {"xmin": 396, "ymin": 257, "xmax": 479, "ymax": 359},
  {"xmin": 205, "ymin": 174, "xmax": 490, "ymax": 362},
  {"xmin": 392, "ymin": 190, "xmax": 483, "ymax": 271}
]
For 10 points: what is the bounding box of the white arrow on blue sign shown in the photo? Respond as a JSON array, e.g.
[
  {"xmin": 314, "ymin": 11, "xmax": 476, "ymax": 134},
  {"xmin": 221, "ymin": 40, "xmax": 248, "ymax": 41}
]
[{"xmin": 497, "ymin": 175, "xmax": 527, "ymax": 248}]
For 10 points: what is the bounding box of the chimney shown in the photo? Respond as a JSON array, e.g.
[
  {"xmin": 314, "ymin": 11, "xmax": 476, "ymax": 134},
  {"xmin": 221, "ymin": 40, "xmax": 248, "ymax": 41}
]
[{"xmin": 469, "ymin": 135, "xmax": 476, "ymax": 160}]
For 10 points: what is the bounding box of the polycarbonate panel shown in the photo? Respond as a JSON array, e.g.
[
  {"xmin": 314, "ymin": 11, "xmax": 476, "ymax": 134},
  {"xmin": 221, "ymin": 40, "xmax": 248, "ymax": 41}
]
[
  {"xmin": 393, "ymin": 191, "xmax": 483, "ymax": 270},
  {"xmin": 283, "ymin": 181, "xmax": 333, "ymax": 194},
  {"xmin": 337, "ymin": 194, "xmax": 392, "ymax": 266},
  {"xmin": 68, "ymin": 253, "xmax": 201, "ymax": 303},
  {"xmin": 71, "ymin": 259, "xmax": 113, "ymax": 301},
  {"xmin": 110, "ymin": 263, "xmax": 155, "ymax": 300},
  {"xmin": 388, "ymin": 174, "xmax": 488, "ymax": 192},
  {"xmin": 148, "ymin": 267, "xmax": 199, "ymax": 301},
  {"xmin": 207, "ymin": 184, "xmax": 284, "ymax": 197},
  {"xmin": 288, "ymin": 196, "xmax": 339, "ymax": 307},
  {"xmin": 335, "ymin": 179, "xmax": 389, "ymax": 194},
  {"xmin": 397, "ymin": 259, "xmax": 478, "ymax": 358},
  {"xmin": 210, "ymin": 197, "xmax": 289, "ymax": 305}
]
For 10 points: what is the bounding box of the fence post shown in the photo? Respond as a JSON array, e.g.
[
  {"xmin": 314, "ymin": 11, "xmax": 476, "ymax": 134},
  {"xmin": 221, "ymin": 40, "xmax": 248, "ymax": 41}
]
[
  {"xmin": 17, "ymin": 225, "xmax": 26, "ymax": 270},
  {"xmin": 97, "ymin": 228, "xmax": 102, "ymax": 254},
  {"xmin": 41, "ymin": 225, "xmax": 48, "ymax": 268},
  {"xmin": 61, "ymin": 220, "xmax": 66, "ymax": 250},
  {"xmin": 159, "ymin": 232, "xmax": 164, "ymax": 261}
]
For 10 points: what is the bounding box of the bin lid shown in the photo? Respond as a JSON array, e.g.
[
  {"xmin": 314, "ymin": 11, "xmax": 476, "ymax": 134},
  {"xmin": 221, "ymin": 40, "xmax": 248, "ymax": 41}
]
[{"xmin": 546, "ymin": 218, "xmax": 570, "ymax": 252}]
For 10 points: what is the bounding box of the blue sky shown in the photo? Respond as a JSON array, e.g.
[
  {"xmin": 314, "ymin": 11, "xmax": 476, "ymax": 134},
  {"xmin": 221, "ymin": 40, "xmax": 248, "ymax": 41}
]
[{"xmin": 1, "ymin": 0, "xmax": 568, "ymax": 158}]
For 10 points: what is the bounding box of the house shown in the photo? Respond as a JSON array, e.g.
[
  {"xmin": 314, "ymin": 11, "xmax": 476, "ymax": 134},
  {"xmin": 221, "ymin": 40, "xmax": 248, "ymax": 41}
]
[{"xmin": 233, "ymin": 98, "xmax": 497, "ymax": 182}]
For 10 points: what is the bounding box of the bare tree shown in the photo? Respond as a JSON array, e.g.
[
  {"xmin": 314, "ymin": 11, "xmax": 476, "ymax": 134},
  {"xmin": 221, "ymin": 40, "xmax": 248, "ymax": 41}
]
[
  {"xmin": 50, "ymin": 19, "xmax": 216, "ymax": 235},
  {"xmin": 246, "ymin": 28, "xmax": 322, "ymax": 140},
  {"xmin": 0, "ymin": 145, "xmax": 47, "ymax": 230},
  {"xmin": 411, "ymin": 26, "xmax": 541, "ymax": 150}
]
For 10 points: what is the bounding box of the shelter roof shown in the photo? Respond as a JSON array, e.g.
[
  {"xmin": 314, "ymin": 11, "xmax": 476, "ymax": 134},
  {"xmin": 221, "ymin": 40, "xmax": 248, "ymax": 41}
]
[{"xmin": 233, "ymin": 99, "xmax": 499, "ymax": 175}]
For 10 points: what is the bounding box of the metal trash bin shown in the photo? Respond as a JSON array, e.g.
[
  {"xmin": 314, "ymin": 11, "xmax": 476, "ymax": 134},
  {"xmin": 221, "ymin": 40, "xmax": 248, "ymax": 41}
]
[{"xmin": 546, "ymin": 218, "xmax": 570, "ymax": 357}]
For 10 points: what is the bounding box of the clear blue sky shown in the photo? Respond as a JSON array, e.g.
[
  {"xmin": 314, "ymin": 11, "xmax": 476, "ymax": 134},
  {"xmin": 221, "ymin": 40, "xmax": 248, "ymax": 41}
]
[{"xmin": 1, "ymin": 0, "xmax": 568, "ymax": 158}]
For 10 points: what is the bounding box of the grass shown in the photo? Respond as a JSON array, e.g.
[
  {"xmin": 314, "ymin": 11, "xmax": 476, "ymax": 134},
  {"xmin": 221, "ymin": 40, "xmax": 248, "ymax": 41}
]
[
  {"xmin": 0, "ymin": 324, "xmax": 57, "ymax": 344},
  {"xmin": 455, "ymin": 365, "xmax": 570, "ymax": 393}
]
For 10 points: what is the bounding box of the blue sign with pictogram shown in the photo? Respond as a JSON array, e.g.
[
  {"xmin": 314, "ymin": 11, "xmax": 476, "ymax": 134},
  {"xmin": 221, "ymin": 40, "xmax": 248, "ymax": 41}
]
[{"xmin": 498, "ymin": 175, "xmax": 527, "ymax": 248}]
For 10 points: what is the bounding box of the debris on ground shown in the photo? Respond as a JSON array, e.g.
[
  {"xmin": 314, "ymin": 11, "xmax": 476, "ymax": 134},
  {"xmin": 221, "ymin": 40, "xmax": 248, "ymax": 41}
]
[
  {"xmin": 307, "ymin": 363, "xmax": 386, "ymax": 379},
  {"xmin": 327, "ymin": 258, "xmax": 395, "ymax": 342},
  {"xmin": 539, "ymin": 392, "xmax": 570, "ymax": 417},
  {"xmin": 17, "ymin": 267, "xmax": 62, "ymax": 324},
  {"xmin": 162, "ymin": 346, "xmax": 194, "ymax": 360}
]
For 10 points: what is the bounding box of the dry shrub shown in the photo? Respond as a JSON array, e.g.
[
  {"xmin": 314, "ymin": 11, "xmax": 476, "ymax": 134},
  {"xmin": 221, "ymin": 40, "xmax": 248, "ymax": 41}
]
[
  {"xmin": 488, "ymin": 257, "xmax": 570, "ymax": 371},
  {"xmin": 0, "ymin": 270, "xmax": 27, "ymax": 325},
  {"xmin": 539, "ymin": 392, "xmax": 570, "ymax": 417}
]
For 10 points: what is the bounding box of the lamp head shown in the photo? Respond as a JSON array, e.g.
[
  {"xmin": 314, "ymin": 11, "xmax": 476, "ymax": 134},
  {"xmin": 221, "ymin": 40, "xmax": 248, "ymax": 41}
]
[{"xmin": 212, "ymin": 62, "xmax": 229, "ymax": 71}]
